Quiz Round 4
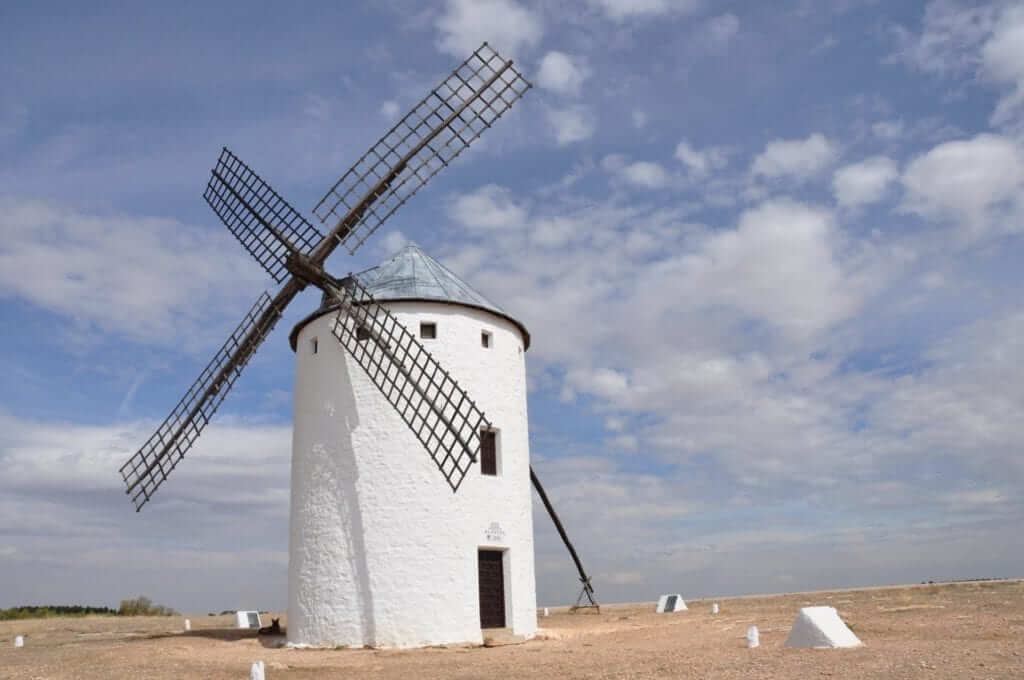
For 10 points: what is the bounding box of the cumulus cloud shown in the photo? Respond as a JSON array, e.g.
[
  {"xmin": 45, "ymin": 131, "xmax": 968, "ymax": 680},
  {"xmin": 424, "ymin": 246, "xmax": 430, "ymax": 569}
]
[
  {"xmin": 379, "ymin": 100, "xmax": 400, "ymax": 119},
  {"xmin": 832, "ymin": 156, "xmax": 898, "ymax": 208},
  {"xmin": 447, "ymin": 184, "xmax": 529, "ymax": 230},
  {"xmin": 536, "ymin": 51, "xmax": 591, "ymax": 96},
  {"xmin": 981, "ymin": 5, "xmax": 1024, "ymax": 125},
  {"xmin": 674, "ymin": 140, "xmax": 728, "ymax": 178},
  {"xmin": 587, "ymin": 0, "xmax": 700, "ymax": 21},
  {"xmin": 704, "ymin": 13, "xmax": 740, "ymax": 47},
  {"xmin": 0, "ymin": 197, "xmax": 266, "ymax": 346},
  {"xmin": 892, "ymin": 1, "xmax": 1024, "ymax": 127},
  {"xmin": 620, "ymin": 161, "xmax": 671, "ymax": 189},
  {"xmin": 546, "ymin": 105, "xmax": 597, "ymax": 145},
  {"xmin": 872, "ymin": 120, "xmax": 904, "ymax": 139},
  {"xmin": 0, "ymin": 413, "xmax": 291, "ymax": 611},
  {"xmin": 435, "ymin": 0, "xmax": 543, "ymax": 58},
  {"xmin": 902, "ymin": 133, "xmax": 1024, "ymax": 238},
  {"xmin": 751, "ymin": 133, "xmax": 838, "ymax": 181}
]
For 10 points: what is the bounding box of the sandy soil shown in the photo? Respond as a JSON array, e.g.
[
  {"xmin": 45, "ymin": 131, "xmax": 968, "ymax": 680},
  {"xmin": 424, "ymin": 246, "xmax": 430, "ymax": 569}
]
[{"xmin": 1, "ymin": 580, "xmax": 1022, "ymax": 679}]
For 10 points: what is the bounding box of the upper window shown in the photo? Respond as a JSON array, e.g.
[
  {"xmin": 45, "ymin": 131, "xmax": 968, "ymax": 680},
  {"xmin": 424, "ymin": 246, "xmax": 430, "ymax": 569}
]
[
  {"xmin": 310, "ymin": 337, "xmax": 318, "ymax": 354},
  {"xmin": 481, "ymin": 331, "xmax": 492, "ymax": 348},
  {"xmin": 420, "ymin": 322, "xmax": 437, "ymax": 339},
  {"xmin": 480, "ymin": 429, "xmax": 498, "ymax": 476}
]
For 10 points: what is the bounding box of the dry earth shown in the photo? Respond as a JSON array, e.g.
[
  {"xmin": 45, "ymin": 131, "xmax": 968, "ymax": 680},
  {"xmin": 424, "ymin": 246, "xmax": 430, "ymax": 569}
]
[{"xmin": 2, "ymin": 580, "xmax": 1022, "ymax": 679}]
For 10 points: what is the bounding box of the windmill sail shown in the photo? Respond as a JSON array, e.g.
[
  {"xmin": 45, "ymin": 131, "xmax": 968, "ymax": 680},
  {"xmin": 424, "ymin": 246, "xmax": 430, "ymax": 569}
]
[
  {"xmin": 120, "ymin": 287, "xmax": 294, "ymax": 510},
  {"xmin": 313, "ymin": 42, "xmax": 531, "ymax": 255},
  {"xmin": 204, "ymin": 148, "xmax": 326, "ymax": 283},
  {"xmin": 123, "ymin": 43, "xmax": 532, "ymax": 510},
  {"xmin": 329, "ymin": 276, "xmax": 490, "ymax": 492}
]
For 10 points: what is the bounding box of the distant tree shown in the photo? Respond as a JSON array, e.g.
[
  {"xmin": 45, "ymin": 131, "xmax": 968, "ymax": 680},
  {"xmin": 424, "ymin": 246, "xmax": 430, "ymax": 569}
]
[{"xmin": 117, "ymin": 596, "xmax": 179, "ymax": 617}]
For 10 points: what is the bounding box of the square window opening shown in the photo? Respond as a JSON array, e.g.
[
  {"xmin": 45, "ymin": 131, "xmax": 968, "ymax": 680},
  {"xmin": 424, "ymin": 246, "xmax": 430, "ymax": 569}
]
[
  {"xmin": 480, "ymin": 428, "xmax": 499, "ymax": 476},
  {"xmin": 420, "ymin": 322, "xmax": 437, "ymax": 339},
  {"xmin": 481, "ymin": 331, "xmax": 491, "ymax": 348}
]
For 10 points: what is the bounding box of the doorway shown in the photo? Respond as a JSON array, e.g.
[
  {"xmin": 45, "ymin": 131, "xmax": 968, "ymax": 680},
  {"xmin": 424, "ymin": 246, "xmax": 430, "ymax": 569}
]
[{"xmin": 478, "ymin": 549, "xmax": 506, "ymax": 628}]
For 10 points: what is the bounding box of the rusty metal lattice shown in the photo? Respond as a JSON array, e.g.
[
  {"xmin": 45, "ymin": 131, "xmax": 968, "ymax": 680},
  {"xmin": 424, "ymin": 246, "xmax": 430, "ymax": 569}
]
[
  {"xmin": 313, "ymin": 42, "xmax": 532, "ymax": 254},
  {"xmin": 329, "ymin": 277, "xmax": 490, "ymax": 491},
  {"xmin": 120, "ymin": 291, "xmax": 281, "ymax": 510},
  {"xmin": 204, "ymin": 148, "xmax": 325, "ymax": 282}
]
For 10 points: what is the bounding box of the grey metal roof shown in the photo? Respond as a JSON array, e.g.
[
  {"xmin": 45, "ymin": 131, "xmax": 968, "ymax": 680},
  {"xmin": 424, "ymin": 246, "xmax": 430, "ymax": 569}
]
[
  {"xmin": 355, "ymin": 243, "xmax": 503, "ymax": 311},
  {"xmin": 289, "ymin": 244, "xmax": 530, "ymax": 350}
]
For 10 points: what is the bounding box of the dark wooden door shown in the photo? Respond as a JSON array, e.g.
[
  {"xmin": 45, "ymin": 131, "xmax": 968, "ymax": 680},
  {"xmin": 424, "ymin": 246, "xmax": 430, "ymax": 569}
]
[{"xmin": 478, "ymin": 549, "xmax": 506, "ymax": 628}]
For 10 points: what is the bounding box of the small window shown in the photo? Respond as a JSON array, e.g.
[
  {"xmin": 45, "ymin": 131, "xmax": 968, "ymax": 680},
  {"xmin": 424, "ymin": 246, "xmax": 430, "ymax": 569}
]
[
  {"xmin": 481, "ymin": 331, "xmax": 491, "ymax": 348},
  {"xmin": 480, "ymin": 429, "xmax": 498, "ymax": 476},
  {"xmin": 356, "ymin": 326, "xmax": 371, "ymax": 342},
  {"xmin": 310, "ymin": 337, "xmax": 318, "ymax": 354},
  {"xmin": 420, "ymin": 322, "xmax": 437, "ymax": 339}
]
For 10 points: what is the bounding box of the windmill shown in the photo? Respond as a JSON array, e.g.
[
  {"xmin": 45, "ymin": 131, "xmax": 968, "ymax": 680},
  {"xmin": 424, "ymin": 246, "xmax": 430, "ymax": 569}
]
[{"xmin": 118, "ymin": 43, "xmax": 597, "ymax": 645}]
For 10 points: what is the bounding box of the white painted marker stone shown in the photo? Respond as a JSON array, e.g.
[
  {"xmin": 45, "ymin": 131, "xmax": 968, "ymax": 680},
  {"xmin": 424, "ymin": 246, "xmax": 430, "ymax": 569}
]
[
  {"xmin": 655, "ymin": 594, "xmax": 688, "ymax": 613},
  {"xmin": 14, "ymin": 635, "xmax": 24, "ymax": 648},
  {"xmin": 711, "ymin": 603, "xmax": 719, "ymax": 614},
  {"xmin": 250, "ymin": 660, "xmax": 265, "ymax": 680},
  {"xmin": 784, "ymin": 606, "xmax": 862, "ymax": 649},
  {"xmin": 184, "ymin": 619, "xmax": 191, "ymax": 631},
  {"xmin": 746, "ymin": 626, "xmax": 759, "ymax": 648},
  {"xmin": 543, "ymin": 607, "xmax": 549, "ymax": 617}
]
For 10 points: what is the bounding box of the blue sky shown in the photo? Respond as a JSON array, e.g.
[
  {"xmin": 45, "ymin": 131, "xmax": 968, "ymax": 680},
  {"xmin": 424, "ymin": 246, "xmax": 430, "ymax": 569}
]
[{"xmin": 2, "ymin": 0, "xmax": 1024, "ymax": 613}]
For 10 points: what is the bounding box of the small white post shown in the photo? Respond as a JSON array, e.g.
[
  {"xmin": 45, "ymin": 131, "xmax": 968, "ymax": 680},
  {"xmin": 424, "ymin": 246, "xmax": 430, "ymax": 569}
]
[
  {"xmin": 746, "ymin": 625, "xmax": 759, "ymax": 648},
  {"xmin": 14, "ymin": 635, "xmax": 24, "ymax": 648},
  {"xmin": 250, "ymin": 660, "xmax": 265, "ymax": 680},
  {"xmin": 543, "ymin": 607, "xmax": 549, "ymax": 617},
  {"xmin": 711, "ymin": 603, "xmax": 719, "ymax": 614},
  {"xmin": 184, "ymin": 618, "xmax": 191, "ymax": 631}
]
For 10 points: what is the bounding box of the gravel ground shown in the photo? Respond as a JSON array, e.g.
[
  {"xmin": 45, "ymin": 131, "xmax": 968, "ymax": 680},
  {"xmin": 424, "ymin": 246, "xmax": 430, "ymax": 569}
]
[{"xmin": 1, "ymin": 580, "xmax": 1021, "ymax": 679}]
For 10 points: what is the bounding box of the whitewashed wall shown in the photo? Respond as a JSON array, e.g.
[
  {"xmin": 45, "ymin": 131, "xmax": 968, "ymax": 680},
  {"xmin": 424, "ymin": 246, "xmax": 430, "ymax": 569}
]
[{"xmin": 288, "ymin": 301, "xmax": 537, "ymax": 648}]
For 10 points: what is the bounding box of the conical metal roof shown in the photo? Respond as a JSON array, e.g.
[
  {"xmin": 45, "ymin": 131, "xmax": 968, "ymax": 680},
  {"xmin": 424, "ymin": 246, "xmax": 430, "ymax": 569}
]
[
  {"xmin": 289, "ymin": 244, "xmax": 529, "ymax": 350},
  {"xmin": 354, "ymin": 244, "xmax": 503, "ymax": 312}
]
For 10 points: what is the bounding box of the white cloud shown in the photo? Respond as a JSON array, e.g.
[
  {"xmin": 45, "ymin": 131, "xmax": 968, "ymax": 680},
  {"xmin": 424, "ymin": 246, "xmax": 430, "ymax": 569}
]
[
  {"xmin": 751, "ymin": 133, "xmax": 839, "ymax": 181},
  {"xmin": 620, "ymin": 161, "xmax": 670, "ymax": 189},
  {"xmin": 435, "ymin": 0, "xmax": 543, "ymax": 59},
  {"xmin": 832, "ymin": 156, "xmax": 898, "ymax": 208},
  {"xmin": 872, "ymin": 120, "xmax": 904, "ymax": 139},
  {"xmin": 705, "ymin": 13, "xmax": 739, "ymax": 47},
  {"xmin": 980, "ymin": 5, "xmax": 1024, "ymax": 125},
  {"xmin": 631, "ymin": 110, "xmax": 648, "ymax": 129},
  {"xmin": 892, "ymin": 1, "xmax": 1024, "ymax": 127},
  {"xmin": 902, "ymin": 133, "xmax": 1024, "ymax": 238},
  {"xmin": 380, "ymin": 100, "xmax": 399, "ymax": 119},
  {"xmin": 536, "ymin": 51, "xmax": 591, "ymax": 96},
  {"xmin": 546, "ymin": 105, "xmax": 596, "ymax": 145},
  {"xmin": 0, "ymin": 197, "xmax": 265, "ymax": 346},
  {"xmin": 588, "ymin": 0, "xmax": 700, "ymax": 21},
  {"xmin": 675, "ymin": 140, "xmax": 728, "ymax": 178},
  {"xmin": 447, "ymin": 184, "xmax": 528, "ymax": 230}
]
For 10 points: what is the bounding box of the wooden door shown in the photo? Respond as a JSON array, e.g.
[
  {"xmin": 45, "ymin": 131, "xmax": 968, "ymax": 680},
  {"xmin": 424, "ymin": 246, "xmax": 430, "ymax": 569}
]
[{"xmin": 478, "ymin": 549, "xmax": 506, "ymax": 628}]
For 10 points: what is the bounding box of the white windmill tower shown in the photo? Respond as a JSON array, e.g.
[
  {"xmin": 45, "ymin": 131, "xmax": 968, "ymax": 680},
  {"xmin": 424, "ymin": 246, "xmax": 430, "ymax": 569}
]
[
  {"xmin": 288, "ymin": 244, "xmax": 535, "ymax": 646},
  {"xmin": 117, "ymin": 43, "xmax": 598, "ymax": 649}
]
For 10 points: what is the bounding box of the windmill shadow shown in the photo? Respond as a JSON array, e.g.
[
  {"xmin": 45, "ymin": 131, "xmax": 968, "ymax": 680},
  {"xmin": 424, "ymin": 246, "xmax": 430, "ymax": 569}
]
[{"xmin": 129, "ymin": 628, "xmax": 287, "ymax": 648}]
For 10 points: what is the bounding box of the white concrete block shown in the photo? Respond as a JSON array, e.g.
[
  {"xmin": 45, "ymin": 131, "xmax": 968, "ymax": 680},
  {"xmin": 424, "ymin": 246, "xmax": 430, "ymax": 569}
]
[
  {"xmin": 746, "ymin": 625, "xmax": 759, "ymax": 648},
  {"xmin": 711, "ymin": 603, "xmax": 719, "ymax": 614},
  {"xmin": 14, "ymin": 635, "xmax": 24, "ymax": 648},
  {"xmin": 784, "ymin": 606, "xmax": 862, "ymax": 649},
  {"xmin": 655, "ymin": 594, "xmax": 687, "ymax": 613},
  {"xmin": 543, "ymin": 607, "xmax": 549, "ymax": 617},
  {"xmin": 236, "ymin": 611, "xmax": 262, "ymax": 629},
  {"xmin": 250, "ymin": 660, "xmax": 265, "ymax": 680},
  {"xmin": 184, "ymin": 619, "xmax": 191, "ymax": 631}
]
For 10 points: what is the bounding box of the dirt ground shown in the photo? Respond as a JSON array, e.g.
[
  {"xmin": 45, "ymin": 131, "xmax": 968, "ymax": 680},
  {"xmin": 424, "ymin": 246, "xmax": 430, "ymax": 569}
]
[{"xmin": 1, "ymin": 580, "xmax": 1022, "ymax": 679}]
